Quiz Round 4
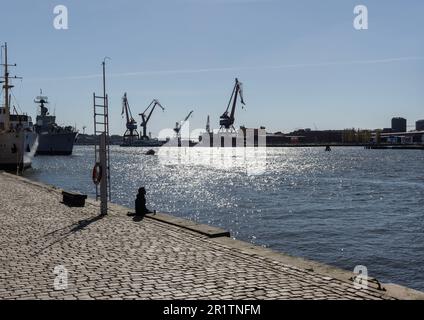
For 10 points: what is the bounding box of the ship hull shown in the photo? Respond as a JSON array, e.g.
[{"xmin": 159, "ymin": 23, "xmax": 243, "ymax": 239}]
[
  {"xmin": 0, "ymin": 131, "xmax": 37, "ymax": 172},
  {"xmin": 36, "ymin": 132, "xmax": 77, "ymax": 155},
  {"xmin": 120, "ymin": 139, "xmax": 166, "ymax": 147}
]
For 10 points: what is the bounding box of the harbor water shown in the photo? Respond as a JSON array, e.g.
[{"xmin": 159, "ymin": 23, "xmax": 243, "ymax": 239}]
[{"xmin": 25, "ymin": 146, "xmax": 424, "ymax": 291}]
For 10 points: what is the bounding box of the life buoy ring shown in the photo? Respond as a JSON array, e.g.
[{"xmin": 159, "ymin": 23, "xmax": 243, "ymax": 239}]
[{"xmin": 92, "ymin": 163, "xmax": 102, "ymax": 185}]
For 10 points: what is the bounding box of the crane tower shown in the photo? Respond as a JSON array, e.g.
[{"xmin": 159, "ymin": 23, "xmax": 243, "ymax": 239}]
[
  {"xmin": 121, "ymin": 92, "xmax": 139, "ymax": 145},
  {"xmin": 219, "ymin": 78, "xmax": 245, "ymax": 132},
  {"xmin": 139, "ymin": 99, "xmax": 165, "ymax": 140}
]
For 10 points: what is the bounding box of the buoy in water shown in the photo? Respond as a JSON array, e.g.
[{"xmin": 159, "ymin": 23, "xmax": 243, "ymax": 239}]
[
  {"xmin": 146, "ymin": 149, "xmax": 155, "ymax": 155},
  {"xmin": 325, "ymin": 145, "xmax": 331, "ymax": 152}
]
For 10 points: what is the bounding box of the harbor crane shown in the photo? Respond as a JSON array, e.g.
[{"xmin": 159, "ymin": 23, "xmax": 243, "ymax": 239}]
[
  {"xmin": 174, "ymin": 110, "xmax": 194, "ymax": 140},
  {"xmin": 174, "ymin": 110, "xmax": 194, "ymax": 137},
  {"xmin": 219, "ymin": 78, "xmax": 245, "ymax": 132},
  {"xmin": 121, "ymin": 92, "xmax": 139, "ymax": 143},
  {"xmin": 139, "ymin": 99, "xmax": 165, "ymax": 140}
]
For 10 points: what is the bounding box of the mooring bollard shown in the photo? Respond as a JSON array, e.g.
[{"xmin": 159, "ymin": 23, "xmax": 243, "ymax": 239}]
[{"xmin": 62, "ymin": 191, "xmax": 87, "ymax": 207}]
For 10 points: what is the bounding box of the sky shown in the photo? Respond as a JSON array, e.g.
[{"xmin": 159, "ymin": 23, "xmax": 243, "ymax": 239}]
[{"xmin": 1, "ymin": 0, "xmax": 423, "ymax": 136}]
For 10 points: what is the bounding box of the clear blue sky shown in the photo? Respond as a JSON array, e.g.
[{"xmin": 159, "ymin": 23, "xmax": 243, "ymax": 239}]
[{"xmin": 1, "ymin": 0, "xmax": 423, "ymax": 135}]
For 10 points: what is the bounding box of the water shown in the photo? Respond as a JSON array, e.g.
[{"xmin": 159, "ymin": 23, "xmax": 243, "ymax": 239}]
[{"xmin": 25, "ymin": 146, "xmax": 424, "ymax": 291}]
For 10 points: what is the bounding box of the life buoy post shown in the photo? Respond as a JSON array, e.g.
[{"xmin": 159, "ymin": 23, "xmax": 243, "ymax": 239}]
[{"xmin": 92, "ymin": 162, "xmax": 103, "ymax": 185}]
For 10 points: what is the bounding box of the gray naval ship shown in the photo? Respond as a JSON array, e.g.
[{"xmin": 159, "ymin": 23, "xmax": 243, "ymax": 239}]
[{"xmin": 34, "ymin": 94, "xmax": 78, "ymax": 155}]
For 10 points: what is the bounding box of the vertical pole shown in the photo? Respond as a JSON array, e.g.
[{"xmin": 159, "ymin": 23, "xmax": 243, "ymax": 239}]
[
  {"xmin": 102, "ymin": 59, "xmax": 111, "ymax": 201},
  {"xmin": 106, "ymin": 94, "xmax": 111, "ymax": 201},
  {"xmin": 101, "ymin": 60, "xmax": 108, "ymax": 213},
  {"xmin": 3, "ymin": 43, "xmax": 10, "ymax": 132},
  {"xmin": 100, "ymin": 132, "xmax": 108, "ymax": 215},
  {"xmin": 102, "ymin": 61, "xmax": 106, "ymax": 104}
]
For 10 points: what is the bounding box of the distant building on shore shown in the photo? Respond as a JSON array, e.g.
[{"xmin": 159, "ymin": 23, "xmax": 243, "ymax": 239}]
[
  {"xmin": 416, "ymin": 120, "xmax": 424, "ymax": 131},
  {"xmin": 266, "ymin": 129, "xmax": 372, "ymax": 145},
  {"xmin": 391, "ymin": 117, "xmax": 407, "ymax": 132}
]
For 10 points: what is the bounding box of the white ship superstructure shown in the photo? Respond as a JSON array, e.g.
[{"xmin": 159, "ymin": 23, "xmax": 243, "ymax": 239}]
[{"xmin": 0, "ymin": 43, "xmax": 37, "ymax": 172}]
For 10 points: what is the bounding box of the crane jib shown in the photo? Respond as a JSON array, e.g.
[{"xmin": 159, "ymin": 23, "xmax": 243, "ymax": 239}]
[{"xmin": 139, "ymin": 99, "xmax": 166, "ymax": 139}]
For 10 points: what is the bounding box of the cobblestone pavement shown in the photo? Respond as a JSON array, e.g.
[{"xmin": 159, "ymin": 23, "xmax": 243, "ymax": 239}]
[{"xmin": 0, "ymin": 173, "xmax": 397, "ymax": 300}]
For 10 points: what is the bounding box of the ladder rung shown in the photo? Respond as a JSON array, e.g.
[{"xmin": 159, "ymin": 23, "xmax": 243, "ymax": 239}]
[{"xmin": 95, "ymin": 122, "xmax": 106, "ymax": 125}]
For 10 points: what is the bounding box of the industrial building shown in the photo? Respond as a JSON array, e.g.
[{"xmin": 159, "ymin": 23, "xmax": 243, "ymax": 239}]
[
  {"xmin": 416, "ymin": 120, "xmax": 424, "ymax": 131},
  {"xmin": 391, "ymin": 117, "xmax": 407, "ymax": 132},
  {"xmin": 375, "ymin": 131, "xmax": 424, "ymax": 144}
]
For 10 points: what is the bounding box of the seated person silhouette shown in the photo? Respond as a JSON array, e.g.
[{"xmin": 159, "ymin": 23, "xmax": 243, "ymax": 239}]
[{"xmin": 127, "ymin": 187, "xmax": 152, "ymax": 217}]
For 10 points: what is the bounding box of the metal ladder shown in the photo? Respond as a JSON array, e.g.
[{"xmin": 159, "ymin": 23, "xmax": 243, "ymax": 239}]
[{"xmin": 93, "ymin": 93, "xmax": 111, "ymax": 201}]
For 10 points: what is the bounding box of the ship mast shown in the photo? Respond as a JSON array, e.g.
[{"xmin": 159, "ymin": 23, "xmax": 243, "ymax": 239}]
[
  {"xmin": 2, "ymin": 43, "xmax": 10, "ymax": 131},
  {"xmin": 1, "ymin": 43, "xmax": 21, "ymax": 132}
]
